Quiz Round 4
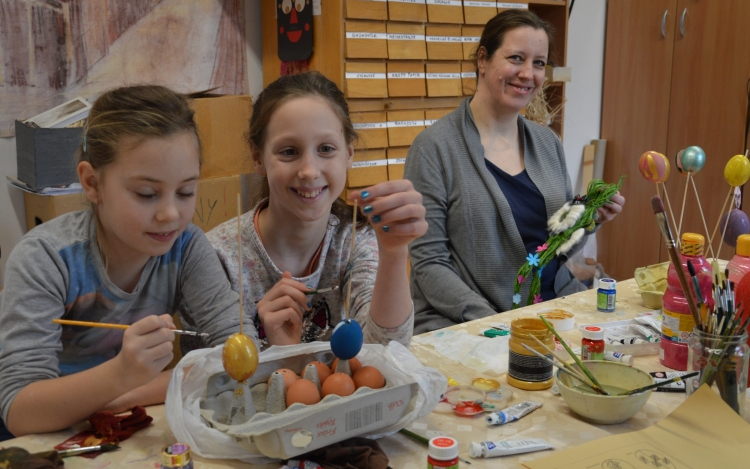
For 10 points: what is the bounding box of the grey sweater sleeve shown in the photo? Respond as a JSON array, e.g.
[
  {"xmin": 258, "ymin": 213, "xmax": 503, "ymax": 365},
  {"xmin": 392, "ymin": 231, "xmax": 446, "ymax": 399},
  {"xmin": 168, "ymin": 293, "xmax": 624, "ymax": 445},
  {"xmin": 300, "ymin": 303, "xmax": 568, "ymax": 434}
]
[
  {"xmin": 404, "ymin": 143, "xmax": 496, "ymax": 326},
  {"xmin": 179, "ymin": 229, "xmax": 253, "ymax": 348},
  {"xmin": 0, "ymin": 237, "xmax": 69, "ymax": 422}
]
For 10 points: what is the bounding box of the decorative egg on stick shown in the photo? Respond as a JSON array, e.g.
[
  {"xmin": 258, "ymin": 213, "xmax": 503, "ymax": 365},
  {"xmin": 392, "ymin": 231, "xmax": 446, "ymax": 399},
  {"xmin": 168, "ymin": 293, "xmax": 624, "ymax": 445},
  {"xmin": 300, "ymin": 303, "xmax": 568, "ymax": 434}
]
[
  {"xmin": 638, "ymin": 151, "xmax": 677, "ymax": 232},
  {"xmin": 329, "ymin": 199, "xmax": 364, "ymax": 361},
  {"xmin": 675, "ymin": 146, "xmax": 710, "ymax": 251},
  {"xmin": 711, "ymin": 152, "xmax": 750, "ymax": 259},
  {"xmin": 223, "ymin": 194, "xmax": 259, "ymax": 425}
]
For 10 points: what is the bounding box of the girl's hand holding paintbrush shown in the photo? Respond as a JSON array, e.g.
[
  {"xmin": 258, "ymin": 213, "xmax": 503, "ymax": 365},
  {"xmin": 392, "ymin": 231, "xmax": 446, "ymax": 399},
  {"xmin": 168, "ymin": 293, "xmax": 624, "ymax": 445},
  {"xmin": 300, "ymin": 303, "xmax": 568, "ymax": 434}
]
[
  {"xmin": 113, "ymin": 314, "xmax": 176, "ymax": 391},
  {"xmin": 257, "ymin": 271, "xmax": 311, "ymax": 346}
]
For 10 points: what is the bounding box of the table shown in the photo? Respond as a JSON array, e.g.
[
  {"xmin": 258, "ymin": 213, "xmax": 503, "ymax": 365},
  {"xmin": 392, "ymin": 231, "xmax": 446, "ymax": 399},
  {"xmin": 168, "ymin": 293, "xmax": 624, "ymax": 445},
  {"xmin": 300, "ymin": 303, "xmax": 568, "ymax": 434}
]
[{"xmin": 4, "ymin": 279, "xmax": 748, "ymax": 468}]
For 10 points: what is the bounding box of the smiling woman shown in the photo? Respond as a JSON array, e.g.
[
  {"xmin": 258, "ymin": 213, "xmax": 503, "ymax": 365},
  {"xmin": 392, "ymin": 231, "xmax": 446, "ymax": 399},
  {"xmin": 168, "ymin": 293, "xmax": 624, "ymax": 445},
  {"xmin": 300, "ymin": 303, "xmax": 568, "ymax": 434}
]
[
  {"xmin": 0, "ymin": 85, "xmax": 249, "ymax": 438},
  {"xmin": 403, "ymin": 10, "xmax": 625, "ymax": 333}
]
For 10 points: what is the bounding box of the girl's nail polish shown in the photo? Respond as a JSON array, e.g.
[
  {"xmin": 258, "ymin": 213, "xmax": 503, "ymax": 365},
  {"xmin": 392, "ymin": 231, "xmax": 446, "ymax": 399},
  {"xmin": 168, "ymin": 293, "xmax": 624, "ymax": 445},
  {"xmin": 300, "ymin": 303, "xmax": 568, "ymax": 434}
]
[
  {"xmin": 307, "ymin": 300, "xmax": 312, "ymax": 308},
  {"xmin": 361, "ymin": 191, "xmax": 370, "ymax": 200},
  {"xmin": 307, "ymin": 284, "xmax": 313, "ymax": 290},
  {"xmin": 363, "ymin": 205, "xmax": 373, "ymax": 214},
  {"xmin": 382, "ymin": 225, "xmax": 390, "ymax": 233},
  {"xmin": 372, "ymin": 215, "xmax": 381, "ymax": 223}
]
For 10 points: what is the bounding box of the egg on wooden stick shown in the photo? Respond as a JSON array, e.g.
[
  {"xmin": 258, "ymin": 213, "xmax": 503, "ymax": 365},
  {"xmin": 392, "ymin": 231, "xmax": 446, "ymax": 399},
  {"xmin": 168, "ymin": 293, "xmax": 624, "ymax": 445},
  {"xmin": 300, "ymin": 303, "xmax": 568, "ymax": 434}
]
[
  {"xmin": 223, "ymin": 194, "xmax": 260, "ymax": 384},
  {"xmin": 330, "ymin": 200, "xmax": 364, "ymax": 362}
]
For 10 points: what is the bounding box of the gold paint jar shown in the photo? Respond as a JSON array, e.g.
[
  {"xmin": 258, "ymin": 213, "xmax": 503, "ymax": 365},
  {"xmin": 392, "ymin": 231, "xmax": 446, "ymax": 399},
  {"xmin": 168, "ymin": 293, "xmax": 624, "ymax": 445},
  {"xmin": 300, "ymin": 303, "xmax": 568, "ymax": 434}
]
[{"xmin": 507, "ymin": 318, "xmax": 554, "ymax": 390}]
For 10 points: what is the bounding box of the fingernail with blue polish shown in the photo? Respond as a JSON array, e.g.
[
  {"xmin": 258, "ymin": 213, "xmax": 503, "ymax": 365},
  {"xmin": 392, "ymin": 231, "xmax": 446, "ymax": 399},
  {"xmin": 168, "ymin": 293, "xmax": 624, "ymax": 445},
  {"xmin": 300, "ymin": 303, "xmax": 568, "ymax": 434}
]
[
  {"xmin": 307, "ymin": 300, "xmax": 312, "ymax": 308},
  {"xmin": 372, "ymin": 215, "xmax": 381, "ymax": 223},
  {"xmin": 361, "ymin": 191, "xmax": 369, "ymax": 200},
  {"xmin": 363, "ymin": 205, "xmax": 373, "ymax": 214},
  {"xmin": 307, "ymin": 284, "xmax": 313, "ymax": 290},
  {"xmin": 382, "ymin": 225, "xmax": 390, "ymax": 233}
]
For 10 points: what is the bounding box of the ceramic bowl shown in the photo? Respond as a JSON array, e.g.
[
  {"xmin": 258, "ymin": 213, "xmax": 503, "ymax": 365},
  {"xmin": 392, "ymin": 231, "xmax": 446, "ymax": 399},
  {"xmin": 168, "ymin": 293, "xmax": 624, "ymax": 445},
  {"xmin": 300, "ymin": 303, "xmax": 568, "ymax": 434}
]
[{"xmin": 555, "ymin": 361, "xmax": 654, "ymax": 424}]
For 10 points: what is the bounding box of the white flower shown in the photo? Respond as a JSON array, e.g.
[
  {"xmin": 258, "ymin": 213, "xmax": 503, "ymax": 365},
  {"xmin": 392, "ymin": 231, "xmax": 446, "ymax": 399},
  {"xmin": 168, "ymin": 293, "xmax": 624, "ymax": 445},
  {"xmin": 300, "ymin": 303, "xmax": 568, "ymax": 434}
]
[
  {"xmin": 556, "ymin": 228, "xmax": 585, "ymax": 256},
  {"xmin": 548, "ymin": 203, "xmax": 585, "ymax": 234}
]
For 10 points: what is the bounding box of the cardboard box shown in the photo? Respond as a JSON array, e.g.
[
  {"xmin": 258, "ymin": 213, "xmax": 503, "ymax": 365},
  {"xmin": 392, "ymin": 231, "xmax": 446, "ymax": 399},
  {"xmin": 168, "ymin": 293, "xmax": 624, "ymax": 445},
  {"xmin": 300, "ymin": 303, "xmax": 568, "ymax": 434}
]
[
  {"xmin": 345, "ymin": 0, "xmax": 388, "ymax": 20},
  {"xmin": 462, "ymin": 25, "xmax": 483, "ymax": 60},
  {"xmin": 426, "ymin": 63, "xmax": 463, "ymax": 97},
  {"xmin": 426, "ymin": 25, "xmax": 463, "ymax": 60},
  {"xmin": 345, "ymin": 21, "xmax": 388, "ymax": 59},
  {"xmin": 347, "ymin": 149, "xmax": 388, "ymax": 187},
  {"xmin": 387, "ymin": 62, "xmax": 426, "ymax": 97},
  {"xmin": 427, "ymin": 0, "xmax": 464, "ymax": 23},
  {"xmin": 352, "ymin": 112, "xmax": 389, "ymax": 149},
  {"xmin": 15, "ymin": 120, "xmax": 82, "ymax": 190},
  {"xmin": 387, "ymin": 147, "xmax": 408, "ymax": 180},
  {"xmin": 386, "ymin": 22, "xmax": 427, "ymax": 60},
  {"xmin": 463, "ymin": 0, "xmax": 498, "ymax": 24},
  {"xmin": 388, "ymin": 0, "xmax": 427, "ymax": 22},
  {"xmin": 345, "ymin": 62, "xmax": 388, "ymax": 98},
  {"xmin": 22, "ymin": 174, "xmax": 255, "ymax": 233},
  {"xmin": 191, "ymin": 95, "xmax": 254, "ymax": 180},
  {"xmin": 387, "ymin": 110, "xmax": 425, "ymax": 147}
]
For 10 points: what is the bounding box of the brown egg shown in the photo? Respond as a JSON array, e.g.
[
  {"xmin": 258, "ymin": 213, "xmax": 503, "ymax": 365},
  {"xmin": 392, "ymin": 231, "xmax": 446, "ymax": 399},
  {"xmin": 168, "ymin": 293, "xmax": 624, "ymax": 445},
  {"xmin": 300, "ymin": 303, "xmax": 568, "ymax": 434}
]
[
  {"xmin": 269, "ymin": 368, "xmax": 299, "ymax": 388},
  {"xmin": 321, "ymin": 372, "xmax": 356, "ymax": 397},
  {"xmin": 353, "ymin": 366, "xmax": 385, "ymax": 389},
  {"xmin": 309, "ymin": 360, "xmax": 332, "ymax": 384},
  {"xmin": 331, "ymin": 357, "xmax": 362, "ymax": 374},
  {"xmin": 286, "ymin": 378, "xmax": 321, "ymax": 406}
]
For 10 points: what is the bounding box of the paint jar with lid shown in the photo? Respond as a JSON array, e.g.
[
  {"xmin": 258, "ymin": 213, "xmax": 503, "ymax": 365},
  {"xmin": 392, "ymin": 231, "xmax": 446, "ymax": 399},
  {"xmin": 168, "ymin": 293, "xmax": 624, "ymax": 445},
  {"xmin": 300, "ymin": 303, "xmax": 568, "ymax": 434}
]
[
  {"xmin": 161, "ymin": 443, "xmax": 193, "ymax": 469},
  {"xmin": 428, "ymin": 436, "xmax": 459, "ymax": 468},
  {"xmin": 597, "ymin": 278, "xmax": 617, "ymax": 312},
  {"xmin": 507, "ymin": 318, "xmax": 554, "ymax": 390},
  {"xmin": 581, "ymin": 326, "xmax": 605, "ymax": 360}
]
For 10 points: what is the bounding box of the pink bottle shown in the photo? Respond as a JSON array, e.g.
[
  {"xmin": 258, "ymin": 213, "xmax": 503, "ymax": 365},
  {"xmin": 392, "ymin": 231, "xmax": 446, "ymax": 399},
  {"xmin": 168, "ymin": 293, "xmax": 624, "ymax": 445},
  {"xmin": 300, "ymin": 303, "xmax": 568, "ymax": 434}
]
[
  {"xmin": 726, "ymin": 234, "xmax": 750, "ymax": 285},
  {"xmin": 661, "ymin": 233, "xmax": 714, "ymax": 371}
]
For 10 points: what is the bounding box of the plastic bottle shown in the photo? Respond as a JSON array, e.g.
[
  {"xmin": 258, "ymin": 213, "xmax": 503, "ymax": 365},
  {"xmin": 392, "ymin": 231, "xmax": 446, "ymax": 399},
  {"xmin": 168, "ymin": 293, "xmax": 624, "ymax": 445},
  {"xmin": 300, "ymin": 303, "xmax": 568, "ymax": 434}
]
[
  {"xmin": 660, "ymin": 233, "xmax": 714, "ymax": 371},
  {"xmin": 596, "ymin": 278, "xmax": 617, "ymax": 312},
  {"xmin": 581, "ymin": 326, "xmax": 605, "ymax": 360},
  {"xmin": 727, "ymin": 234, "xmax": 750, "ymax": 285},
  {"xmin": 428, "ymin": 437, "xmax": 459, "ymax": 468}
]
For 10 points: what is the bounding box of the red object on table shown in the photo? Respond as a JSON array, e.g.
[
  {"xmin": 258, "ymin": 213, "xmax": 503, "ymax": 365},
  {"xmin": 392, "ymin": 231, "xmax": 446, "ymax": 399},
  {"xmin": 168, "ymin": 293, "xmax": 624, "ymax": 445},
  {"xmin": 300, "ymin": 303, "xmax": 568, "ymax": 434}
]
[{"xmin": 55, "ymin": 406, "xmax": 152, "ymax": 458}]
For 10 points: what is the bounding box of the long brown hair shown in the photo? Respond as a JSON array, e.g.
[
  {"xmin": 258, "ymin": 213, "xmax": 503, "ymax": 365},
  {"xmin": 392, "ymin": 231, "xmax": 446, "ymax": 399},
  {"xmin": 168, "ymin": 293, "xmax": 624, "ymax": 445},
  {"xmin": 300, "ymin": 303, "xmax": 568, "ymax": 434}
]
[
  {"xmin": 471, "ymin": 9, "xmax": 556, "ymax": 76},
  {"xmin": 248, "ymin": 72, "xmax": 365, "ymax": 228}
]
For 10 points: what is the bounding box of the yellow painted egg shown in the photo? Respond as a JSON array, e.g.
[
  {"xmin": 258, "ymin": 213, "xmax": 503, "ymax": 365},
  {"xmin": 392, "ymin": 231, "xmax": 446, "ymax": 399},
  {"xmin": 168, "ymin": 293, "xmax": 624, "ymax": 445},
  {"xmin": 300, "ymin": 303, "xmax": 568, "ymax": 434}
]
[
  {"xmin": 222, "ymin": 333, "xmax": 259, "ymax": 382},
  {"xmin": 724, "ymin": 154, "xmax": 750, "ymax": 187}
]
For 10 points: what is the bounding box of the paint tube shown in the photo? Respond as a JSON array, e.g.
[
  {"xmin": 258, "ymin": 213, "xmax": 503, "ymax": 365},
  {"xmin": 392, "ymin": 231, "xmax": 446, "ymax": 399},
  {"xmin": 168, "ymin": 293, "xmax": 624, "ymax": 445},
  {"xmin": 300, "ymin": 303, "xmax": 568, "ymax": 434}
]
[
  {"xmin": 631, "ymin": 324, "xmax": 661, "ymax": 342},
  {"xmin": 605, "ymin": 334, "xmax": 647, "ymax": 345},
  {"xmin": 468, "ymin": 438, "xmax": 553, "ymax": 458},
  {"xmin": 604, "ymin": 351, "xmax": 634, "ymax": 366},
  {"xmin": 635, "ymin": 314, "xmax": 662, "ymax": 333},
  {"xmin": 486, "ymin": 400, "xmax": 542, "ymax": 425}
]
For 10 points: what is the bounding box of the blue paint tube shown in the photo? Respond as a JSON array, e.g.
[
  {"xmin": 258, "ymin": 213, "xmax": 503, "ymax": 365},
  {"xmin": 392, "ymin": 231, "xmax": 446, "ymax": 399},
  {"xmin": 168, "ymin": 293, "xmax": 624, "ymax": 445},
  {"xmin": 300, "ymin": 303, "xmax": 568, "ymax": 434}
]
[{"xmin": 486, "ymin": 401, "xmax": 542, "ymax": 425}]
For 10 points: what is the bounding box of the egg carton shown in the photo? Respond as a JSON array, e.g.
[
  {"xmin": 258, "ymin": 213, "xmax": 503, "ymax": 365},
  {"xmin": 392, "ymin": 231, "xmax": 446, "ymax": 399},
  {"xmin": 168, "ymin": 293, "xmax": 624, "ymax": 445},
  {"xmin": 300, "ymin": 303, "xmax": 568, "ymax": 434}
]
[{"xmin": 166, "ymin": 341, "xmax": 445, "ymax": 462}]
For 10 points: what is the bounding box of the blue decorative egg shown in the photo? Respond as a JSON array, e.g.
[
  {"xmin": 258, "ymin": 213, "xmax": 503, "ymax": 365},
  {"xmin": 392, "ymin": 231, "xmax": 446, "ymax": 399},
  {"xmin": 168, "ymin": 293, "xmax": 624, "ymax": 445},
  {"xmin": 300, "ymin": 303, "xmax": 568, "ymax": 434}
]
[
  {"xmin": 330, "ymin": 319, "xmax": 363, "ymax": 360},
  {"xmin": 676, "ymin": 146, "xmax": 706, "ymax": 175}
]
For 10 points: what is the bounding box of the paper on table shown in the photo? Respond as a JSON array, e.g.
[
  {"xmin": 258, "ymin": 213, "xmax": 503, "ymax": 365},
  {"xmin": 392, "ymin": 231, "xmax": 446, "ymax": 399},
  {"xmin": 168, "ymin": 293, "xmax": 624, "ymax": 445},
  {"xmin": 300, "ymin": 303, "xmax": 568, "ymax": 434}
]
[
  {"xmin": 523, "ymin": 384, "xmax": 750, "ymax": 469},
  {"xmin": 411, "ymin": 329, "xmax": 509, "ymax": 374}
]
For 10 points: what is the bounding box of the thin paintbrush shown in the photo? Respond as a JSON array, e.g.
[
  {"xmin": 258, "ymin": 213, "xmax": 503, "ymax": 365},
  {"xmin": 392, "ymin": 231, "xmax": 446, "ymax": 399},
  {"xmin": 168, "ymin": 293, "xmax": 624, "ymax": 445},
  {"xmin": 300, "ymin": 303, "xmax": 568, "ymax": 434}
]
[
  {"xmin": 651, "ymin": 195, "xmax": 703, "ymax": 330},
  {"xmin": 619, "ymin": 372, "xmax": 699, "ymax": 396},
  {"xmin": 529, "ymin": 335, "xmax": 599, "ymax": 390},
  {"xmin": 539, "ymin": 316, "xmax": 610, "ymax": 395},
  {"xmin": 52, "ymin": 319, "xmax": 209, "ymax": 338},
  {"xmin": 32, "ymin": 443, "xmax": 120, "ymax": 458},
  {"xmin": 686, "ymin": 260, "xmax": 704, "ymax": 307},
  {"xmin": 520, "ymin": 344, "xmax": 607, "ymax": 395},
  {"xmin": 305, "ymin": 285, "xmax": 339, "ymax": 296}
]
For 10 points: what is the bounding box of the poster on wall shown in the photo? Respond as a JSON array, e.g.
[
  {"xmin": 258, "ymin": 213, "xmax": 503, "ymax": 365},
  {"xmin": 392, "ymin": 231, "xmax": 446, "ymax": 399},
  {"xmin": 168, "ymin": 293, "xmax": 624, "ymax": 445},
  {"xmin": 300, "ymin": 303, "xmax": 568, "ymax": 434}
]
[
  {"xmin": 0, "ymin": 0, "xmax": 248, "ymax": 138},
  {"xmin": 277, "ymin": 0, "xmax": 313, "ymax": 62}
]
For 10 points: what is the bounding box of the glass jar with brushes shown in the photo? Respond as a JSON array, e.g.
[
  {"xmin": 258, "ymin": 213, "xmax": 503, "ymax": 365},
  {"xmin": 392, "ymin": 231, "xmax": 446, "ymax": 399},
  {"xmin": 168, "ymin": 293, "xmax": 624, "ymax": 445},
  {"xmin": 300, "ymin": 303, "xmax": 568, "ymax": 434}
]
[{"xmin": 686, "ymin": 328, "xmax": 749, "ymax": 417}]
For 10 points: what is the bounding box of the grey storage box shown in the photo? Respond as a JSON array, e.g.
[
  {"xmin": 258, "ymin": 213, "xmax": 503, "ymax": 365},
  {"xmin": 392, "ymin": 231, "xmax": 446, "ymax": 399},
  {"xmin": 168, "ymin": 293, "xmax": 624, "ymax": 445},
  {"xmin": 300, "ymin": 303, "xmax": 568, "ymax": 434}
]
[{"xmin": 15, "ymin": 120, "xmax": 82, "ymax": 190}]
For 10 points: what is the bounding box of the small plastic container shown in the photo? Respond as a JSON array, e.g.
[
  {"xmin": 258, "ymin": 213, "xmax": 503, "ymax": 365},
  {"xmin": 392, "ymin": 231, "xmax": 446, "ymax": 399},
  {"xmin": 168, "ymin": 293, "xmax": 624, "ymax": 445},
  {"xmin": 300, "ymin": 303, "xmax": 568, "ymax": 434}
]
[
  {"xmin": 597, "ymin": 278, "xmax": 617, "ymax": 312},
  {"xmin": 581, "ymin": 326, "xmax": 605, "ymax": 360},
  {"xmin": 661, "ymin": 233, "xmax": 713, "ymax": 371},
  {"xmin": 161, "ymin": 443, "xmax": 193, "ymax": 469},
  {"xmin": 726, "ymin": 234, "xmax": 750, "ymax": 285},
  {"xmin": 428, "ymin": 436, "xmax": 459, "ymax": 468}
]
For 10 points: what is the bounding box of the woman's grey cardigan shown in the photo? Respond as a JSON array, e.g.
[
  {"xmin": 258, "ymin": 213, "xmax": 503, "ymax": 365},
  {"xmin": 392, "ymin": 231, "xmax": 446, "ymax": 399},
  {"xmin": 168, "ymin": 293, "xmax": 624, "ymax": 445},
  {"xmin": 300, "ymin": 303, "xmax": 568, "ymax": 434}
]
[{"xmin": 404, "ymin": 98, "xmax": 589, "ymax": 334}]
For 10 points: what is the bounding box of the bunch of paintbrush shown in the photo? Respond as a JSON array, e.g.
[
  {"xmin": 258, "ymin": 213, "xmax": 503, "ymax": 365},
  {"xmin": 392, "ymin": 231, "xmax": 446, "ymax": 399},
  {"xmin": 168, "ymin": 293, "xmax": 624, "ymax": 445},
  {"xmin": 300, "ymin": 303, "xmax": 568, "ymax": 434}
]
[{"xmin": 690, "ymin": 263, "xmax": 750, "ymax": 413}]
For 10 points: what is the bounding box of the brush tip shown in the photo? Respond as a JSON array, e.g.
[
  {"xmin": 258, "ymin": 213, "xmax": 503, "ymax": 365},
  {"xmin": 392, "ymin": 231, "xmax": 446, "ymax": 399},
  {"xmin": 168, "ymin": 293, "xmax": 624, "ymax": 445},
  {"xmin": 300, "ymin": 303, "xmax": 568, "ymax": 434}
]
[
  {"xmin": 650, "ymin": 195, "xmax": 665, "ymax": 214},
  {"xmin": 687, "ymin": 260, "xmax": 696, "ymax": 276}
]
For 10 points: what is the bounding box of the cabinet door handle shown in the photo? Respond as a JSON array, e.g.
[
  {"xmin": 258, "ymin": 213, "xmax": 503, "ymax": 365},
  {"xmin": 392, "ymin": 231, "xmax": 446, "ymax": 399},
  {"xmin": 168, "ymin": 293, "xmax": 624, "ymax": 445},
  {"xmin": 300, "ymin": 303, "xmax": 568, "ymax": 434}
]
[
  {"xmin": 661, "ymin": 10, "xmax": 668, "ymax": 38},
  {"xmin": 680, "ymin": 8, "xmax": 687, "ymax": 36}
]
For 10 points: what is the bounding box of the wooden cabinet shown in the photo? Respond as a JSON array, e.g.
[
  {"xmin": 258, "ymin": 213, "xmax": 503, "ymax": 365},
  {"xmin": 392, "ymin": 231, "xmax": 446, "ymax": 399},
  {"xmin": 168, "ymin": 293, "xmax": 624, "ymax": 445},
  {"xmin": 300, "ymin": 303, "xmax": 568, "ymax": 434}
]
[
  {"xmin": 262, "ymin": 0, "xmax": 570, "ymax": 191},
  {"xmin": 601, "ymin": 0, "xmax": 750, "ymax": 280}
]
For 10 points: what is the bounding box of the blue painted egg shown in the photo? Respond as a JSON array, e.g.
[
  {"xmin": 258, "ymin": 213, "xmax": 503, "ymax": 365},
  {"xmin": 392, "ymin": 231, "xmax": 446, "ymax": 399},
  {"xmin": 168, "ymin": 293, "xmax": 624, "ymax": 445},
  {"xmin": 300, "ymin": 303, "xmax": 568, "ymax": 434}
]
[
  {"xmin": 721, "ymin": 209, "xmax": 750, "ymax": 248},
  {"xmin": 676, "ymin": 146, "xmax": 706, "ymax": 175},
  {"xmin": 330, "ymin": 319, "xmax": 363, "ymax": 360}
]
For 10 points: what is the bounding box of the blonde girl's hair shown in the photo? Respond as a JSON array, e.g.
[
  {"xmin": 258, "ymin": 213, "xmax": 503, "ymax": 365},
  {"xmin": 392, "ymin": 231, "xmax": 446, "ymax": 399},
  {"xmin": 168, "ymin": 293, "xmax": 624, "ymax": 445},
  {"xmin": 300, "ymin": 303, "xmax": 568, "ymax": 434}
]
[
  {"xmin": 247, "ymin": 72, "xmax": 366, "ymax": 228},
  {"xmin": 77, "ymin": 85, "xmax": 202, "ymax": 266}
]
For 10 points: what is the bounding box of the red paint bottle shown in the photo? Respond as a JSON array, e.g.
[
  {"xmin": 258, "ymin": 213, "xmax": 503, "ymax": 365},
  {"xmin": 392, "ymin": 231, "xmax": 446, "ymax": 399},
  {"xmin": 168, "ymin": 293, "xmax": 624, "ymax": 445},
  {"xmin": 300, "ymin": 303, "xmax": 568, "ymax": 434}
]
[
  {"xmin": 428, "ymin": 436, "xmax": 459, "ymax": 468},
  {"xmin": 581, "ymin": 326, "xmax": 605, "ymax": 361}
]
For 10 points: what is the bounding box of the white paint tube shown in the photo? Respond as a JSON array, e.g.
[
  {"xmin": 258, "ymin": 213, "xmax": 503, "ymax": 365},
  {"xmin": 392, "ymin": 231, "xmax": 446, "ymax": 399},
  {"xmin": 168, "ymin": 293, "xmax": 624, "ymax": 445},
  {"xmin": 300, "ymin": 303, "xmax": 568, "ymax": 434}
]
[
  {"xmin": 635, "ymin": 315, "xmax": 662, "ymax": 333},
  {"xmin": 469, "ymin": 438, "xmax": 553, "ymax": 458},
  {"xmin": 486, "ymin": 400, "xmax": 542, "ymax": 425},
  {"xmin": 604, "ymin": 351, "xmax": 634, "ymax": 366},
  {"xmin": 606, "ymin": 334, "xmax": 646, "ymax": 345},
  {"xmin": 631, "ymin": 324, "xmax": 661, "ymax": 342}
]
